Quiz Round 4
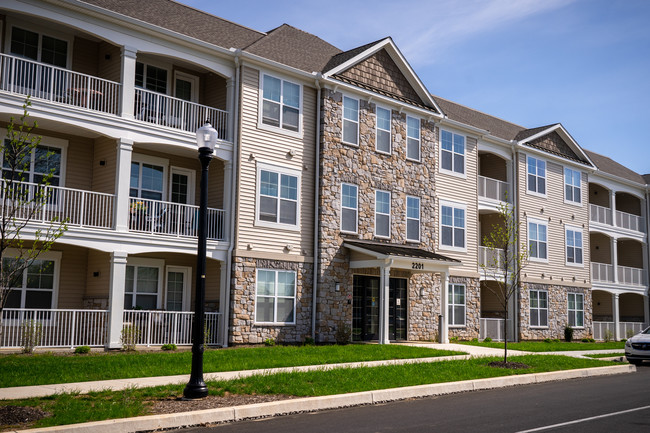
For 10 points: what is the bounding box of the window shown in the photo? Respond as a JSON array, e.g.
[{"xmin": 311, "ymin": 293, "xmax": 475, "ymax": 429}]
[
  {"xmin": 261, "ymin": 74, "xmax": 300, "ymax": 132},
  {"xmin": 257, "ymin": 166, "xmax": 299, "ymax": 227},
  {"xmin": 375, "ymin": 190, "xmax": 390, "ymax": 238},
  {"xmin": 341, "ymin": 183, "xmax": 358, "ymax": 233},
  {"xmin": 530, "ymin": 290, "xmax": 548, "ymax": 327},
  {"xmin": 343, "ymin": 96, "xmax": 359, "ymax": 145},
  {"xmin": 564, "ymin": 168, "xmax": 581, "ymax": 204},
  {"xmin": 441, "ymin": 202, "xmax": 465, "ymax": 249},
  {"xmin": 406, "ymin": 116, "xmax": 420, "ymax": 161},
  {"xmin": 528, "ymin": 220, "xmax": 548, "ymax": 260},
  {"xmin": 130, "ymin": 161, "xmax": 164, "ymax": 200},
  {"xmin": 376, "ymin": 106, "xmax": 391, "ymax": 154},
  {"xmin": 566, "ymin": 227, "xmax": 583, "ymax": 265},
  {"xmin": 11, "ymin": 27, "xmax": 67, "ymax": 67},
  {"xmin": 406, "ymin": 196, "xmax": 420, "ymax": 242},
  {"xmin": 255, "ymin": 269, "xmax": 296, "ymax": 324},
  {"xmin": 527, "ymin": 156, "xmax": 546, "ymax": 195},
  {"xmin": 2, "ymin": 141, "xmax": 62, "ymax": 187},
  {"xmin": 568, "ymin": 293, "xmax": 584, "ymax": 327},
  {"xmin": 448, "ymin": 284, "xmax": 466, "ymax": 326},
  {"xmin": 440, "ymin": 130, "xmax": 465, "ymax": 174},
  {"xmin": 125, "ymin": 264, "xmax": 161, "ymax": 310},
  {"xmin": 135, "ymin": 62, "xmax": 168, "ymax": 94},
  {"xmin": 2, "ymin": 252, "xmax": 60, "ymax": 309}
]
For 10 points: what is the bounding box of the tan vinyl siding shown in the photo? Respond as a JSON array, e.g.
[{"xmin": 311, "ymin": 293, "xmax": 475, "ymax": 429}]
[
  {"xmin": 592, "ymin": 290, "xmax": 612, "ymax": 318},
  {"xmin": 237, "ymin": 66, "xmax": 315, "ymax": 256},
  {"xmin": 203, "ymin": 73, "xmax": 227, "ymax": 111},
  {"xmin": 435, "ymin": 131, "xmax": 478, "ymax": 275},
  {"xmin": 479, "ymin": 153, "xmax": 508, "ymax": 182},
  {"xmin": 72, "ymin": 36, "xmax": 99, "ymax": 76},
  {"xmin": 518, "ymin": 152, "xmax": 590, "ymax": 286},
  {"xmin": 620, "ymin": 293, "xmax": 644, "ymax": 319},
  {"xmin": 97, "ymin": 41, "xmax": 121, "ymax": 83},
  {"xmin": 85, "ymin": 250, "xmax": 111, "ymax": 299},
  {"xmin": 56, "ymin": 245, "xmax": 89, "ymax": 309},
  {"xmin": 92, "ymin": 136, "xmax": 117, "ymax": 194},
  {"xmin": 65, "ymin": 136, "xmax": 94, "ymax": 190},
  {"xmin": 590, "ymin": 232, "xmax": 611, "ymax": 264},
  {"xmin": 617, "ymin": 239, "xmax": 643, "ymax": 268}
]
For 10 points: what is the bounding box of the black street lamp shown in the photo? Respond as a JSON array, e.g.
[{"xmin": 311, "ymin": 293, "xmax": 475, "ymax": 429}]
[{"xmin": 184, "ymin": 122, "xmax": 218, "ymax": 399}]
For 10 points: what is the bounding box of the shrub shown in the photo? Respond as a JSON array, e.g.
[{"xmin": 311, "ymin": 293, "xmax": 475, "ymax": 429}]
[
  {"xmin": 604, "ymin": 329, "xmax": 614, "ymax": 342},
  {"xmin": 449, "ymin": 336, "xmax": 459, "ymax": 343},
  {"xmin": 264, "ymin": 338, "xmax": 275, "ymax": 347},
  {"xmin": 543, "ymin": 338, "xmax": 552, "ymax": 343},
  {"xmin": 552, "ymin": 339, "xmax": 560, "ymax": 343},
  {"xmin": 581, "ymin": 337, "xmax": 595, "ymax": 343},
  {"xmin": 335, "ymin": 322, "xmax": 351, "ymax": 345},
  {"xmin": 20, "ymin": 320, "xmax": 43, "ymax": 354},
  {"xmin": 74, "ymin": 345, "xmax": 91, "ymax": 354},
  {"xmin": 626, "ymin": 328, "xmax": 636, "ymax": 339},
  {"xmin": 303, "ymin": 337, "xmax": 315, "ymax": 346},
  {"xmin": 121, "ymin": 324, "xmax": 140, "ymax": 351},
  {"xmin": 483, "ymin": 337, "xmax": 492, "ymax": 343},
  {"xmin": 564, "ymin": 325, "xmax": 574, "ymax": 342},
  {"xmin": 161, "ymin": 343, "xmax": 177, "ymax": 351},
  {"xmin": 471, "ymin": 337, "xmax": 479, "ymax": 343}
]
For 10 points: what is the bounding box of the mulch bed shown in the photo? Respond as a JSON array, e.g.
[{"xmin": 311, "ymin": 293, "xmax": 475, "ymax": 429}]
[
  {"xmin": 487, "ymin": 361, "xmax": 530, "ymax": 369},
  {"xmin": 149, "ymin": 393, "xmax": 297, "ymax": 414},
  {"xmin": 0, "ymin": 405, "xmax": 48, "ymax": 429}
]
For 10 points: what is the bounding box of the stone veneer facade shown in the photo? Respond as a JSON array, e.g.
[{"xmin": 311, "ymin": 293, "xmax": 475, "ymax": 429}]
[
  {"xmin": 518, "ymin": 283, "xmax": 593, "ymax": 340},
  {"xmin": 230, "ymin": 257, "xmax": 313, "ymax": 344},
  {"xmin": 316, "ymin": 88, "xmax": 443, "ymax": 342},
  {"xmin": 448, "ymin": 277, "xmax": 481, "ymax": 340}
]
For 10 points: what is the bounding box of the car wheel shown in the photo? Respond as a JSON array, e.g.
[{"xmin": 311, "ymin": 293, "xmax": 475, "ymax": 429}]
[{"xmin": 628, "ymin": 359, "xmax": 642, "ymax": 366}]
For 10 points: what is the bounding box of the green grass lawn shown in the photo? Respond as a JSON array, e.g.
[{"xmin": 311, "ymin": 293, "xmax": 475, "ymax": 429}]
[
  {"xmin": 584, "ymin": 353, "xmax": 625, "ymax": 358},
  {"xmin": 3, "ymin": 355, "xmax": 615, "ymax": 429},
  {"xmin": 0, "ymin": 345, "xmax": 463, "ymax": 388},
  {"xmin": 458, "ymin": 340, "xmax": 625, "ymax": 352}
]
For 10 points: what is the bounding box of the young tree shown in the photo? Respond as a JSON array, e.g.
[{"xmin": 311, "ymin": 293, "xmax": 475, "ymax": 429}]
[
  {"xmin": 480, "ymin": 200, "xmax": 528, "ymax": 363},
  {"xmin": 0, "ymin": 99, "xmax": 68, "ymax": 342}
]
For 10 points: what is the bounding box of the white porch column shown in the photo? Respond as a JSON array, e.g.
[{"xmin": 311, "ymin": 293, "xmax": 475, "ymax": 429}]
[
  {"xmin": 643, "ymin": 295, "xmax": 650, "ymax": 327},
  {"xmin": 612, "ymin": 238, "xmax": 619, "ymax": 283},
  {"xmin": 114, "ymin": 138, "xmax": 133, "ymax": 232},
  {"xmin": 378, "ymin": 265, "xmax": 391, "ymax": 344},
  {"xmin": 225, "ymin": 77, "xmax": 235, "ymax": 142},
  {"xmin": 106, "ymin": 251, "xmax": 128, "ymax": 349},
  {"xmin": 610, "ymin": 191, "xmax": 617, "ymax": 226},
  {"xmin": 222, "ymin": 160, "xmax": 233, "ymax": 241},
  {"xmin": 613, "ymin": 293, "xmax": 620, "ymax": 341},
  {"xmin": 440, "ymin": 272, "xmax": 449, "ymax": 343},
  {"xmin": 642, "ymin": 243, "xmax": 648, "ymax": 286},
  {"xmin": 219, "ymin": 260, "xmax": 229, "ymax": 347},
  {"xmin": 120, "ymin": 46, "xmax": 137, "ymax": 119}
]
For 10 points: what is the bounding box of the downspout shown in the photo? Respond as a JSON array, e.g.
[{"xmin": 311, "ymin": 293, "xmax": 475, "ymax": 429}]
[
  {"xmin": 510, "ymin": 142, "xmax": 519, "ymax": 342},
  {"xmin": 311, "ymin": 74, "xmax": 322, "ymax": 341},
  {"xmin": 223, "ymin": 50, "xmax": 241, "ymax": 347}
]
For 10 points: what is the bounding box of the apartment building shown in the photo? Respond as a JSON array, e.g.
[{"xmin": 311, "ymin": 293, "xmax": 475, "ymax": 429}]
[{"xmin": 0, "ymin": 0, "xmax": 647, "ymax": 349}]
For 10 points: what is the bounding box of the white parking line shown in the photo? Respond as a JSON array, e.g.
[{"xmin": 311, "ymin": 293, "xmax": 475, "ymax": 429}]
[{"xmin": 516, "ymin": 405, "xmax": 650, "ymax": 432}]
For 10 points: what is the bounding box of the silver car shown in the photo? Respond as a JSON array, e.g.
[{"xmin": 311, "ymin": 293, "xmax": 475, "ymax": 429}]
[{"xmin": 625, "ymin": 327, "xmax": 650, "ymax": 365}]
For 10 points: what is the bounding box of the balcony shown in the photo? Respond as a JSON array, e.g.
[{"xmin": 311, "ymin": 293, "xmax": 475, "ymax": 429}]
[
  {"xmin": 591, "ymin": 262, "xmax": 614, "ymax": 283},
  {"xmin": 589, "ymin": 204, "xmax": 644, "ymax": 233},
  {"xmin": 479, "ymin": 246, "xmax": 505, "ymax": 271},
  {"xmin": 0, "ymin": 53, "xmax": 120, "ymax": 115},
  {"xmin": 618, "ymin": 265, "xmax": 645, "ymax": 287},
  {"xmin": 589, "ymin": 203, "xmax": 612, "ymax": 226},
  {"xmin": 478, "ymin": 176, "xmax": 509, "ymax": 203},
  {"xmin": 591, "ymin": 262, "xmax": 645, "ymax": 287}
]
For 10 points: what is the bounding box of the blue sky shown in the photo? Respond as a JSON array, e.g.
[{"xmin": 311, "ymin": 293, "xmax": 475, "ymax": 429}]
[{"xmin": 186, "ymin": 0, "xmax": 650, "ymax": 176}]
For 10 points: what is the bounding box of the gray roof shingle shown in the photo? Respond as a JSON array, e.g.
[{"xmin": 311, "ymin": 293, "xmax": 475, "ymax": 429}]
[
  {"xmin": 344, "ymin": 239, "xmax": 460, "ymax": 263},
  {"xmin": 584, "ymin": 150, "xmax": 647, "ymax": 185}
]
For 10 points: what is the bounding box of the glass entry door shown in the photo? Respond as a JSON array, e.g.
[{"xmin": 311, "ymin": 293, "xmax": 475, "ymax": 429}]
[
  {"xmin": 353, "ymin": 275, "xmax": 408, "ymax": 341},
  {"xmin": 389, "ymin": 278, "xmax": 407, "ymax": 340}
]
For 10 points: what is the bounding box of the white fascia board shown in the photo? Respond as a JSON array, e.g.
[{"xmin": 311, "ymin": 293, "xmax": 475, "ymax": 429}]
[
  {"xmin": 239, "ymin": 52, "xmax": 323, "ymax": 85},
  {"xmin": 518, "ymin": 143, "xmax": 595, "ymax": 172},
  {"xmin": 323, "ymin": 38, "xmax": 441, "ymax": 113},
  {"xmin": 322, "ymin": 77, "xmax": 442, "ymax": 119},
  {"xmin": 439, "ymin": 117, "xmax": 491, "ymax": 138}
]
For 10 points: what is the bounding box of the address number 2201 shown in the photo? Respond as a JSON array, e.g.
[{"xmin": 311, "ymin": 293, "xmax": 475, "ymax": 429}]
[{"xmin": 412, "ymin": 262, "xmax": 424, "ymax": 270}]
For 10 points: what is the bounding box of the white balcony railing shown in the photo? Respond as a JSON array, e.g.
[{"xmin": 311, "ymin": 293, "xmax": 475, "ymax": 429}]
[
  {"xmin": 591, "ymin": 262, "xmax": 615, "ymax": 283},
  {"xmin": 135, "ymin": 88, "xmax": 229, "ymax": 137},
  {"xmin": 616, "ymin": 210, "xmax": 644, "ymax": 232},
  {"xmin": 479, "ymin": 246, "xmax": 505, "ymax": 271},
  {"xmin": 617, "ymin": 265, "xmax": 645, "ymax": 287},
  {"xmin": 1, "ymin": 180, "xmax": 115, "ymax": 229},
  {"xmin": 593, "ymin": 321, "xmax": 647, "ymax": 341},
  {"xmin": 0, "ymin": 53, "xmax": 120, "ymax": 115},
  {"xmin": 1, "ymin": 308, "xmax": 221, "ymax": 348},
  {"xmin": 589, "ymin": 203, "xmax": 612, "ymax": 226},
  {"xmin": 478, "ymin": 176, "xmax": 509, "ymax": 202},
  {"xmin": 129, "ymin": 198, "xmax": 225, "ymax": 240},
  {"xmin": 479, "ymin": 318, "xmax": 513, "ymax": 341}
]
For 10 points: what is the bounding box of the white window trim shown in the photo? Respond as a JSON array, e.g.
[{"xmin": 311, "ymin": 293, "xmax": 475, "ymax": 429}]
[
  {"xmin": 135, "ymin": 60, "xmax": 172, "ymax": 95},
  {"xmin": 169, "ymin": 166, "xmax": 196, "ymax": 205},
  {"xmin": 165, "ymin": 265, "xmax": 191, "ymax": 312},
  {"xmin": 130, "ymin": 153, "xmax": 169, "ymax": 200},
  {"xmin": 5, "ymin": 20, "xmax": 73, "ymax": 69},
  {"xmin": 527, "ymin": 217, "xmax": 549, "ymax": 263},
  {"xmin": 529, "ymin": 289, "xmax": 549, "ymax": 329},
  {"xmin": 255, "ymin": 161, "xmax": 301, "ymax": 231},
  {"xmin": 405, "ymin": 115, "xmax": 421, "ymax": 162},
  {"xmin": 439, "ymin": 129, "xmax": 467, "ymax": 178},
  {"xmin": 257, "ymin": 71, "xmax": 303, "ymax": 138},
  {"xmin": 565, "ymin": 225, "xmax": 584, "ymax": 268},
  {"xmin": 448, "ymin": 283, "xmax": 466, "ymax": 327},
  {"xmin": 374, "ymin": 189, "xmax": 391, "ymax": 239},
  {"xmin": 375, "ymin": 105, "xmax": 392, "ymax": 155},
  {"xmin": 567, "ymin": 292, "xmax": 585, "ymax": 329},
  {"xmin": 406, "ymin": 195, "xmax": 420, "ymax": 243},
  {"xmin": 125, "ymin": 257, "xmax": 165, "ymax": 310},
  {"xmin": 2, "ymin": 248, "xmax": 62, "ymax": 310},
  {"xmin": 439, "ymin": 199, "xmax": 467, "ymax": 252},
  {"xmin": 526, "ymin": 155, "xmax": 547, "ymax": 198},
  {"xmin": 563, "ymin": 167, "xmax": 583, "ymax": 207},
  {"xmin": 342, "ymin": 95, "xmax": 360, "ymax": 147},
  {"xmin": 173, "ymin": 71, "xmax": 200, "ymax": 102},
  {"xmin": 340, "ymin": 182, "xmax": 359, "ymax": 234},
  {"xmin": 254, "ymin": 268, "xmax": 297, "ymax": 325}
]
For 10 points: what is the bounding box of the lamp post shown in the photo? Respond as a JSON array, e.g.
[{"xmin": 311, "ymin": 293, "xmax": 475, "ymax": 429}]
[{"xmin": 184, "ymin": 122, "xmax": 218, "ymax": 399}]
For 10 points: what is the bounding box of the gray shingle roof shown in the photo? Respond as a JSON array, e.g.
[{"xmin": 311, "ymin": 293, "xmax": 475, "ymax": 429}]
[
  {"xmin": 514, "ymin": 124, "xmax": 559, "ymax": 142},
  {"xmin": 643, "ymin": 174, "xmax": 650, "ymax": 185},
  {"xmin": 344, "ymin": 239, "xmax": 460, "ymax": 263},
  {"xmin": 584, "ymin": 150, "xmax": 647, "ymax": 185},
  {"xmin": 80, "ymin": 0, "xmax": 264, "ymax": 50},
  {"xmin": 322, "ymin": 38, "xmax": 387, "ymax": 73}
]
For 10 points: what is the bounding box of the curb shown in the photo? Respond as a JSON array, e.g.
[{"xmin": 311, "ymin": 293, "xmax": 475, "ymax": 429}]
[{"xmin": 15, "ymin": 364, "xmax": 635, "ymax": 433}]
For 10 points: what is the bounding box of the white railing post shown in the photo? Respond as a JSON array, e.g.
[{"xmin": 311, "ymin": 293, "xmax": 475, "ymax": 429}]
[{"xmin": 70, "ymin": 310, "xmax": 77, "ymax": 349}]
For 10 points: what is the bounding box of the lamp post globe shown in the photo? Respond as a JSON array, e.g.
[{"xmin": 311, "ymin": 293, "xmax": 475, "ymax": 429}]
[{"xmin": 184, "ymin": 122, "xmax": 217, "ymax": 399}]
